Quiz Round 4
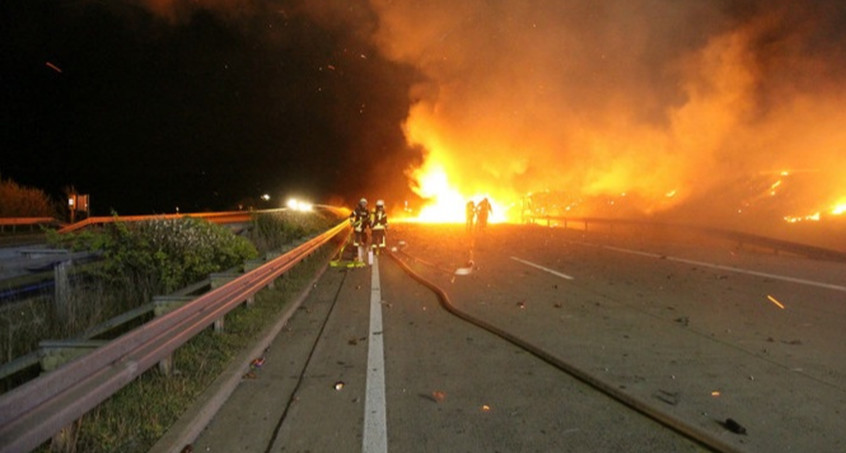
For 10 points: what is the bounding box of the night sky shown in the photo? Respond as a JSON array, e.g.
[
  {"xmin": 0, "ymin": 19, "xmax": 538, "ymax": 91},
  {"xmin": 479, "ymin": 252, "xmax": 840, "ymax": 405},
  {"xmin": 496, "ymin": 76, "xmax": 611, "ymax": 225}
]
[
  {"xmin": 2, "ymin": 0, "xmax": 421, "ymax": 215},
  {"xmin": 4, "ymin": 1, "xmax": 846, "ymax": 228}
]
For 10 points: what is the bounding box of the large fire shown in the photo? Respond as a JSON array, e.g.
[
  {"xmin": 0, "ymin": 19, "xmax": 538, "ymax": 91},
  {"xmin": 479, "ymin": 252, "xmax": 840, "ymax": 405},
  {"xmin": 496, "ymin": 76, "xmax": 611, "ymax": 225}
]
[
  {"xmin": 405, "ymin": 152, "xmax": 510, "ymax": 223},
  {"xmin": 380, "ymin": 2, "xmax": 846, "ymax": 233}
]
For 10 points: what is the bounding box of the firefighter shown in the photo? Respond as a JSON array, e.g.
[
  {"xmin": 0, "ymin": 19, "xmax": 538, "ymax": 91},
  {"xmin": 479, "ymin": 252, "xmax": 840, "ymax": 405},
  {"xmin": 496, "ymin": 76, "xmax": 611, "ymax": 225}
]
[
  {"xmin": 371, "ymin": 199, "xmax": 388, "ymax": 254},
  {"xmin": 349, "ymin": 198, "xmax": 370, "ymax": 261},
  {"xmin": 476, "ymin": 197, "xmax": 492, "ymax": 231},
  {"xmin": 465, "ymin": 200, "xmax": 476, "ymax": 233}
]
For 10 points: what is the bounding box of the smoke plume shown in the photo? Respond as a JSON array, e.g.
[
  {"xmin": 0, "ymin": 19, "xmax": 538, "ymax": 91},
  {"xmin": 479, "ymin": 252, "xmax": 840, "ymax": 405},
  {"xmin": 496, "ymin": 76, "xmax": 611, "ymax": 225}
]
[{"xmin": 354, "ymin": 0, "xmax": 846, "ymax": 228}]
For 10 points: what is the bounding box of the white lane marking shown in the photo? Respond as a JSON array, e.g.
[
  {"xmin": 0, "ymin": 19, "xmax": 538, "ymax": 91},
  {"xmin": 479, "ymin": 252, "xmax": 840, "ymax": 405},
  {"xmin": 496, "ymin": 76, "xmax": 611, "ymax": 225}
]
[
  {"xmin": 362, "ymin": 257, "xmax": 388, "ymax": 453},
  {"xmin": 510, "ymin": 256, "xmax": 575, "ymax": 280},
  {"xmin": 600, "ymin": 244, "xmax": 846, "ymax": 293}
]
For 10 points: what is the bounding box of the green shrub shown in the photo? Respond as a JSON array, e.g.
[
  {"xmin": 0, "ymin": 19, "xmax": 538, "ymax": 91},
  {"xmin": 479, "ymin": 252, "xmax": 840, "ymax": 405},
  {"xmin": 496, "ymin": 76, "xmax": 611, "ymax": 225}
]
[
  {"xmin": 248, "ymin": 210, "xmax": 337, "ymax": 253},
  {"xmin": 51, "ymin": 217, "xmax": 258, "ymax": 302}
]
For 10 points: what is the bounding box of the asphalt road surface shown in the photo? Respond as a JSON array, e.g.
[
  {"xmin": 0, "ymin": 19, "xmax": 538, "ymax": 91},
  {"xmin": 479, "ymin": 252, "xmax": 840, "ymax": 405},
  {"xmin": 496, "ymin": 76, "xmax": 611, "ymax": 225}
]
[{"xmin": 175, "ymin": 223, "xmax": 845, "ymax": 452}]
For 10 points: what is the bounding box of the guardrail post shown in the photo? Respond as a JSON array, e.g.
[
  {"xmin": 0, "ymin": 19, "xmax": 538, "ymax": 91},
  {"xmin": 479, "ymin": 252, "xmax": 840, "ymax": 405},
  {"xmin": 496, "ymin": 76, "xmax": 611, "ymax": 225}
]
[
  {"xmin": 54, "ymin": 260, "xmax": 71, "ymax": 323},
  {"xmin": 38, "ymin": 340, "xmax": 104, "ymax": 453},
  {"xmin": 265, "ymin": 251, "xmax": 282, "ymax": 290},
  {"xmin": 153, "ymin": 296, "xmax": 195, "ymax": 376},
  {"xmin": 39, "ymin": 340, "xmax": 109, "ymax": 372},
  {"xmin": 159, "ymin": 355, "xmax": 173, "ymax": 376}
]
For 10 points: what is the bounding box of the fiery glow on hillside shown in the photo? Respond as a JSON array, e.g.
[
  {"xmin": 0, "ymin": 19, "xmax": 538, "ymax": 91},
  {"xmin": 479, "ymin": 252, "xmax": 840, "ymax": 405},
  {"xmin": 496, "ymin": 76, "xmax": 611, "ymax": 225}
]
[{"xmin": 368, "ymin": 1, "xmax": 846, "ymax": 230}]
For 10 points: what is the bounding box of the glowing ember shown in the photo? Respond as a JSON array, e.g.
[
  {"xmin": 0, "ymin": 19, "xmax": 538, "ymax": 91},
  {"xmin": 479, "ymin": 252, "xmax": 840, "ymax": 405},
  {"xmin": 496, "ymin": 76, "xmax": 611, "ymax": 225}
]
[
  {"xmin": 784, "ymin": 212, "xmax": 821, "ymax": 223},
  {"xmin": 766, "ymin": 295, "xmax": 786, "ymax": 310}
]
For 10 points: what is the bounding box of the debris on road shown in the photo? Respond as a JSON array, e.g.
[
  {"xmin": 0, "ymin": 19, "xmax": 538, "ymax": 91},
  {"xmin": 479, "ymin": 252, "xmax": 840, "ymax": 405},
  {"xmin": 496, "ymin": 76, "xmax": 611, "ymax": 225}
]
[
  {"xmin": 250, "ymin": 357, "xmax": 265, "ymax": 369},
  {"xmin": 653, "ymin": 390, "xmax": 680, "ymax": 406},
  {"xmin": 334, "ymin": 381, "xmax": 345, "ymax": 390},
  {"xmin": 348, "ymin": 336, "xmax": 367, "ymax": 345},
  {"xmin": 723, "ymin": 418, "xmax": 747, "ymax": 435}
]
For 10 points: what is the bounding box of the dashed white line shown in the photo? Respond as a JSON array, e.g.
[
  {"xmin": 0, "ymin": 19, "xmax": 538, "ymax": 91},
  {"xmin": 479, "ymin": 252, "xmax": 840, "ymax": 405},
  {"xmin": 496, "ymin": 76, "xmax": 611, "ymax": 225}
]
[
  {"xmin": 600, "ymin": 244, "xmax": 846, "ymax": 293},
  {"xmin": 362, "ymin": 257, "xmax": 388, "ymax": 453},
  {"xmin": 510, "ymin": 256, "xmax": 575, "ymax": 280}
]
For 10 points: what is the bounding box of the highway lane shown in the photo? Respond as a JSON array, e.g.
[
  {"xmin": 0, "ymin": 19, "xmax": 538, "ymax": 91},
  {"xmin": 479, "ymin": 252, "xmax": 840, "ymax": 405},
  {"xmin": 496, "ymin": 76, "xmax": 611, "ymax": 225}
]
[{"xmin": 185, "ymin": 223, "xmax": 845, "ymax": 452}]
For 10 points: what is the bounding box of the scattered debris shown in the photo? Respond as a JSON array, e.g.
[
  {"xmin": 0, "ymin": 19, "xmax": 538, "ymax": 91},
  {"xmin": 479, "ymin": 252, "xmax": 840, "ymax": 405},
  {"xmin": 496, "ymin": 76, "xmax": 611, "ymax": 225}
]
[
  {"xmin": 334, "ymin": 381, "xmax": 345, "ymax": 390},
  {"xmin": 481, "ymin": 404, "xmax": 491, "ymax": 412},
  {"xmin": 554, "ymin": 303, "xmax": 562, "ymax": 308},
  {"xmin": 250, "ymin": 357, "xmax": 265, "ymax": 369},
  {"xmin": 723, "ymin": 418, "xmax": 747, "ymax": 435},
  {"xmin": 432, "ymin": 391, "xmax": 446, "ymax": 402},
  {"xmin": 674, "ymin": 316, "xmax": 689, "ymax": 326},
  {"xmin": 347, "ymin": 336, "xmax": 367, "ymax": 345},
  {"xmin": 654, "ymin": 390, "xmax": 680, "ymax": 406},
  {"xmin": 517, "ymin": 301, "xmax": 526, "ymax": 309},
  {"xmin": 782, "ymin": 339, "xmax": 803, "ymax": 345},
  {"xmin": 455, "ymin": 260, "xmax": 475, "ymax": 276},
  {"xmin": 243, "ymin": 371, "xmax": 257, "ymax": 379},
  {"xmin": 180, "ymin": 444, "xmax": 193, "ymax": 453},
  {"xmin": 711, "ymin": 391, "xmax": 721, "ymax": 397}
]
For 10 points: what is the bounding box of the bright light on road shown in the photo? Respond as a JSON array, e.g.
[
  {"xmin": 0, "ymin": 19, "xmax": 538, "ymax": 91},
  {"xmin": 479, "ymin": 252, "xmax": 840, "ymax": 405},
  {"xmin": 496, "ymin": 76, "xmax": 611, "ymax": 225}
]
[{"xmin": 287, "ymin": 198, "xmax": 313, "ymax": 212}]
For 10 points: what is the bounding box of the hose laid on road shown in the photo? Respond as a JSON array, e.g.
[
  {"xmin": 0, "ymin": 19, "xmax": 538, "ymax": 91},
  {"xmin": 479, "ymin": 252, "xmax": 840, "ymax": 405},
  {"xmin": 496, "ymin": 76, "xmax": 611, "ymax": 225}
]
[{"xmin": 387, "ymin": 250, "xmax": 744, "ymax": 453}]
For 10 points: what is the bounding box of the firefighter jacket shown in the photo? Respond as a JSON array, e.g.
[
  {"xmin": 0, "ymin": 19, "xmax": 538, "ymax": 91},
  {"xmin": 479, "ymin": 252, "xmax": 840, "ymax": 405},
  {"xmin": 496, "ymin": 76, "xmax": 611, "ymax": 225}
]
[
  {"xmin": 350, "ymin": 206, "xmax": 370, "ymax": 232},
  {"xmin": 371, "ymin": 208, "xmax": 388, "ymax": 230}
]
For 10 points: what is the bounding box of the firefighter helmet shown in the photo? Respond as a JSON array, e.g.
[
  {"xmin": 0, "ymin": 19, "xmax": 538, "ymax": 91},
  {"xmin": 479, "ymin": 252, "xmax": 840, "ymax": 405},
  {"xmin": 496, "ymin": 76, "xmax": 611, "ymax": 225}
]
[{"xmin": 376, "ymin": 200, "xmax": 384, "ymax": 207}]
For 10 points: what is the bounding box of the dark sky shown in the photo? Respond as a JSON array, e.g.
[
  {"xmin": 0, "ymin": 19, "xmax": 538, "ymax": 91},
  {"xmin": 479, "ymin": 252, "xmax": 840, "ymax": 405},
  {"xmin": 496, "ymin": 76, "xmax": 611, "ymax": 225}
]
[
  {"xmin": 1, "ymin": 0, "xmax": 421, "ymax": 215},
  {"xmin": 4, "ymin": 0, "xmax": 846, "ymax": 227}
]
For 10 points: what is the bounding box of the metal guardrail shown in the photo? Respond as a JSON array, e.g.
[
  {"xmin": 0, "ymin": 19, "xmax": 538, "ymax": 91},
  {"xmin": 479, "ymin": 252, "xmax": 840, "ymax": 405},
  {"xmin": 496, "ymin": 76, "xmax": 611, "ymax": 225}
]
[
  {"xmin": 0, "ymin": 218, "xmax": 61, "ymax": 233},
  {"xmin": 526, "ymin": 215, "xmax": 846, "ymax": 262},
  {"xmin": 56, "ymin": 210, "xmax": 256, "ymax": 234},
  {"xmin": 0, "ymin": 220, "xmax": 349, "ymax": 453}
]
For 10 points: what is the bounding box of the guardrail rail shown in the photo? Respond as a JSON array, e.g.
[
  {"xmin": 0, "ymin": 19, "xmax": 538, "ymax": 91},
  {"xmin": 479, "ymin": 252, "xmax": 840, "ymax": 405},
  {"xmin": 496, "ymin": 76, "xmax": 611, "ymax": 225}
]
[{"xmin": 0, "ymin": 221, "xmax": 349, "ymax": 453}]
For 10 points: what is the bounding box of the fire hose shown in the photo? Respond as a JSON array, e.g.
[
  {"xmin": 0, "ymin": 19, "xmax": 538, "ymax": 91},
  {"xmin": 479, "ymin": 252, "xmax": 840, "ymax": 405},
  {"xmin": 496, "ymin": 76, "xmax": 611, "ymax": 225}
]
[{"xmin": 387, "ymin": 249, "xmax": 744, "ymax": 453}]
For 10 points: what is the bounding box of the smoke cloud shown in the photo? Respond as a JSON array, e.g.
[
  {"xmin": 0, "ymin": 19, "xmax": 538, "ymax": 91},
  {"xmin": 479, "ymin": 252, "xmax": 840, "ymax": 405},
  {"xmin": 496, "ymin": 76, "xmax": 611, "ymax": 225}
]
[
  {"xmin": 343, "ymin": 0, "xmax": 846, "ymax": 227},
  {"xmin": 13, "ymin": 0, "xmax": 845, "ymax": 232}
]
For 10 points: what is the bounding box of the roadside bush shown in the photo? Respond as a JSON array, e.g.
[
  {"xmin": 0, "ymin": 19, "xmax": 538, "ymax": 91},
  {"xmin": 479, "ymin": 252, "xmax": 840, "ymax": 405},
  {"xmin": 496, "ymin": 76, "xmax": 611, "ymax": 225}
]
[
  {"xmin": 0, "ymin": 176, "xmax": 54, "ymax": 217},
  {"xmin": 51, "ymin": 217, "xmax": 258, "ymax": 304},
  {"xmin": 249, "ymin": 210, "xmax": 337, "ymax": 253}
]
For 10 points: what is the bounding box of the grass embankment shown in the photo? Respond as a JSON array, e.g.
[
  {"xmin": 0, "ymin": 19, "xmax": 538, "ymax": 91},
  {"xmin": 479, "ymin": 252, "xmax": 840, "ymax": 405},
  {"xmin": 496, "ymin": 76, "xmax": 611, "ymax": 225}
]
[
  {"xmin": 0, "ymin": 210, "xmax": 342, "ymax": 452},
  {"xmin": 60, "ymin": 245, "xmax": 334, "ymax": 452}
]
